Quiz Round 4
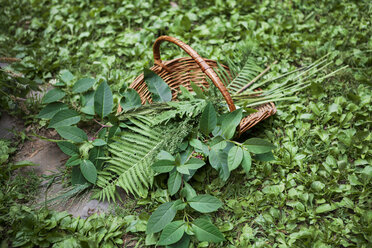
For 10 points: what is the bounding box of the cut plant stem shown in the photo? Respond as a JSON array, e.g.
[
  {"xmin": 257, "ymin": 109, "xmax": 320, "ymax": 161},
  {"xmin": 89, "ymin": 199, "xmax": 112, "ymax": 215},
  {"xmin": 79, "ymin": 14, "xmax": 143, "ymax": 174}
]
[{"xmin": 236, "ymin": 60, "xmax": 278, "ymax": 94}]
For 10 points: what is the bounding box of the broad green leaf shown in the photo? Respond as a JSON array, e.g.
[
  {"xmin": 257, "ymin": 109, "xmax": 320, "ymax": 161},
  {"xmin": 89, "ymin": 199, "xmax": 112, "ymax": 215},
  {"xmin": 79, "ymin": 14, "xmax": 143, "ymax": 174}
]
[
  {"xmin": 71, "ymin": 166, "xmax": 87, "ymax": 185},
  {"xmin": 80, "ymin": 159, "xmax": 97, "ymax": 184},
  {"xmin": 241, "ymin": 150, "xmax": 252, "ymax": 175},
  {"xmin": 180, "ymin": 182, "xmax": 197, "ymax": 201},
  {"xmin": 192, "ymin": 217, "xmax": 225, "ymax": 242},
  {"xmin": 57, "ymin": 141, "xmax": 79, "ymax": 156},
  {"xmin": 188, "ymin": 194, "xmax": 222, "ymax": 213},
  {"xmin": 200, "ymin": 102, "xmax": 217, "ymax": 136},
  {"xmin": 94, "ymin": 81, "xmax": 113, "ymax": 118},
  {"xmin": 209, "ymin": 148, "xmax": 230, "ymax": 181},
  {"xmin": 178, "ymin": 158, "xmax": 205, "ymax": 172},
  {"xmin": 81, "ymin": 91, "xmax": 95, "ymax": 115},
  {"xmin": 157, "ymin": 150, "xmax": 175, "ymax": 161},
  {"xmin": 144, "ymin": 68, "xmax": 172, "ymax": 102},
  {"xmin": 227, "ymin": 146, "xmax": 243, "ymax": 171},
  {"xmin": 146, "ymin": 201, "xmax": 178, "ymax": 234},
  {"xmin": 190, "ymin": 81, "xmax": 205, "ymax": 99},
  {"xmin": 65, "ymin": 155, "xmax": 81, "ymax": 167},
  {"xmin": 152, "ymin": 160, "xmax": 176, "ymax": 173},
  {"xmin": 89, "ymin": 147, "xmax": 104, "ymax": 170},
  {"xmin": 92, "ymin": 139, "xmax": 107, "ymax": 146},
  {"xmin": 48, "ymin": 109, "xmax": 81, "ymax": 128},
  {"xmin": 42, "ymin": 88, "xmax": 66, "ymax": 104},
  {"xmin": 60, "ymin": 69, "xmax": 74, "ymax": 83},
  {"xmin": 120, "ymin": 88, "xmax": 142, "ymax": 111},
  {"xmin": 168, "ymin": 171, "xmax": 182, "ymax": 196},
  {"xmin": 243, "ymin": 138, "xmax": 276, "ymax": 154},
  {"xmin": 165, "ymin": 233, "xmax": 190, "ymax": 248},
  {"xmin": 221, "ymin": 108, "xmax": 243, "ymax": 139},
  {"xmin": 176, "ymin": 166, "xmax": 190, "ymax": 175},
  {"xmin": 72, "ymin": 78, "xmax": 95, "ymax": 93},
  {"xmin": 56, "ymin": 126, "xmax": 88, "ymax": 143},
  {"xmin": 158, "ymin": 221, "xmax": 185, "ymax": 246},
  {"xmin": 37, "ymin": 102, "xmax": 68, "ymax": 119}
]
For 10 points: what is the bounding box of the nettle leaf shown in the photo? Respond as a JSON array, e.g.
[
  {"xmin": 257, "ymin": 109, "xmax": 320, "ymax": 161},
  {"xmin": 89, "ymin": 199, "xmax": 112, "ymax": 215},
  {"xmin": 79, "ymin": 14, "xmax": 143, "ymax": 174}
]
[
  {"xmin": 244, "ymin": 138, "xmax": 276, "ymax": 154},
  {"xmin": 60, "ymin": 69, "xmax": 74, "ymax": 83},
  {"xmin": 158, "ymin": 221, "xmax": 185, "ymax": 246},
  {"xmin": 42, "ymin": 88, "xmax": 66, "ymax": 104},
  {"xmin": 56, "ymin": 126, "xmax": 88, "ymax": 143},
  {"xmin": 192, "ymin": 217, "xmax": 225, "ymax": 243},
  {"xmin": 57, "ymin": 141, "xmax": 79, "ymax": 156},
  {"xmin": 157, "ymin": 150, "xmax": 175, "ymax": 161},
  {"xmin": 178, "ymin": 158, "xmax": 205, "ymax": 172},
  {"xmin": 48, "ymin": 109, "xmax": 81, "ymax": 128},
  {"xmin": 144, "ymin": 68, "xmax": 172, "ymax": 102},
  {"xmin": 80, "ymin": 159, "xmax": 97, "ymax": 184},
  {"xmin": 71, "ymin": 166, "xmax": 87, "ymax": 185},
  {"xmin": 65, "ymin": 155, "xmax": 81, "ymax": 167},
  {"xmin": 200, "ymin": 102, "xmax": 217, "ymax": 136},
  {"xmin": 146, "ymin": 201, "xmax": 178, "ymax": 234},
  {"xmin": 227, "ymin": 145, "xmax": 243, "ymax": 171},
  {"xmin": 180, "ymin": 182, "xmax": 197, "ymax": 201},
  {"xmin": 37, "ymin": 102, "xmax": 68, "ymax": 119},
  {"xmin": 120, "ymin": 88, "xmax": 142, "ymax": 111},
  {"xmin": 188, "ymin": 194, "xmax": 222, "ymax": 213},
  {"xmin": 72, "ymin": 78, "xmax": 95, "ymax": 93},
  {"xmin": 168, "ymin": 171, "xmax": 182, "ymax": 196},
  {"xmin": 152, "ymin": 160, "xmax": 176, "ymax": 173},
  {"xmin": 241, "ymin": 150, "xmax": 252, "ymax": 175},
  {"xmin": 92, "ymin": 139, "xmax": 107, "ymax": 146},
  {"xmin": 165, "ymin": 233, "xmax": 190, "ymax": 248},
  {"xmin": 221, "ymin": 108, "xmax": 243, "ymax": 139},
  {"xmin": 94, "ymin": 81, "xmax": 113, "ymax": 118}
]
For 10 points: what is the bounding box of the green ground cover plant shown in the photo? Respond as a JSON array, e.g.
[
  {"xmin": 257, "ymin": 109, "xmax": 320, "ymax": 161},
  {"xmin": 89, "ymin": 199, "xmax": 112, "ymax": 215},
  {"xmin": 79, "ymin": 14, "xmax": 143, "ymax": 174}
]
[{"xmin": 0, "ymin": 0, "xmax": 371, "ymax": 247}]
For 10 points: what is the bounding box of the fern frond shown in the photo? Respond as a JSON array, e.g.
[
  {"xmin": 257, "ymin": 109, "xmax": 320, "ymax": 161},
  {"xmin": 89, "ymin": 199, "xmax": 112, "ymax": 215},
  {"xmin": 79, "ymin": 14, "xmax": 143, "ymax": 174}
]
[{"xmin": 94, "ymin": 107, "xmax": 200, "ymax": 202}]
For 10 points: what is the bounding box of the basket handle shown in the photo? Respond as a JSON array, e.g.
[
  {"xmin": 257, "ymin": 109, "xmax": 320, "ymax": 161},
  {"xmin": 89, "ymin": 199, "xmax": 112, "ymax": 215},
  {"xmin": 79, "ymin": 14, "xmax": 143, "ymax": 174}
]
[{"xmin": 153, "ymin": 36, "xmax": 236, "ymax": 112}]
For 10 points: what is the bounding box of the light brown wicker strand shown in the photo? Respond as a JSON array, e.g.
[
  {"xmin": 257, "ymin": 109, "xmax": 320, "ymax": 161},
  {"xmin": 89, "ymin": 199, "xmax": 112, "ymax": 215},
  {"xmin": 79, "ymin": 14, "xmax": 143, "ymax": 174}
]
[
  {"xmin": 153, "ymin": 36, "xmax": 236, "ymax": 112},
  {"xmin": 0, "ymin": 57, "xmax": 21, "ymax": 63}
]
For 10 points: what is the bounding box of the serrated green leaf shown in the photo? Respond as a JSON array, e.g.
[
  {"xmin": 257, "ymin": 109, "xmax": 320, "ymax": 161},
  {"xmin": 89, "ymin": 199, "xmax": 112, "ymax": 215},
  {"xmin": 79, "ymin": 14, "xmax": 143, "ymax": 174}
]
[
  {"xmin": 60, "ymin": 69, "xmax": 74, "ymax": 83},
  {"xmin": 37, "ymin": 102, "xmax": 68, "ymax": 119},
  {"xmin": 192, "ymin": 217, "xmax": 225, "ymax": 242},
  {"xmin": 144, "ymin": 68, "xmax": 172, "ymax": 102},
  {"xmin": 56, "ymin": 126, "xmax": 88, "ymax": 143},
  {"xmin": 178, "ymin": 158, "xmax": 205, "ymax": 172},
  {"xmin": 152, "ymin": 160, "xmax": 176, "ymax": 173},
  {"xmin": 48, "ymin": 109, "xmax": 81, "ymax": 128},
  {"xmin": 254, "ymin": 151, "xmax": 275, "ymax": 161},
  {"xmin": 188, "ymin": 194, "xmax": 222, "ymax": 213},
  {"xmin": 65, "ymin": 155, "xmax": 81, "ymax": 167},
  {"xmin": 80, "ymin": 159, "xmax": 97, "ymax": 184},
  {"xmin": 94, "ymin": 81, "xmax": 113, "ymax": 118},
  {"xmin": 146, "ymin": 201, "xmax": 178, "ymax": 234},
  {"xmin": 180, "ymin": 182, "xmax": 197, "ymax": 201},
  {"xmin": 158, "ymin": 221, "xmax": 185, "ymax": 246},
  {"xmin": 72, "ymin": 78, "xmax": 95, "ymax": 93},
  {"xmin": 165, "ymin": 233, "xmax": 190, "ymax": 248},
  {"xmin": 244, "ymin": 138, "xmax": 276, "ymax": 154},
  {"xmin": 120, "ymin": 88, "xmax": 142, "ymax": 111},
  {"xmin": 168, "ymin": 171, "xmax": 182, "ymax": 196},
  {"xmin": 42, "ymin": 88, "xmax": 66, "ymax": 104},
  {"xmin": 227, "ymin": 145, "xmax": 243, "ymax": 171},
  {"xmin": 57, "ymin": 141, "xmax": 79, "ymax": 156},
  {"xmin": 200, "ymin": 102, "xmax": 217, "ymax": 136}
]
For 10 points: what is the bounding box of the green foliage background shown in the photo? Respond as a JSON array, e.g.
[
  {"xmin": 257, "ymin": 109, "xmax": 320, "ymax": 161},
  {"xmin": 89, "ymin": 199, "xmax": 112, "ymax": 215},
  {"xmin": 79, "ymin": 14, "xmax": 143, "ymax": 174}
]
[{"xmin": 0, "ymin": 0, "xmax": 371, "ymax": 247}]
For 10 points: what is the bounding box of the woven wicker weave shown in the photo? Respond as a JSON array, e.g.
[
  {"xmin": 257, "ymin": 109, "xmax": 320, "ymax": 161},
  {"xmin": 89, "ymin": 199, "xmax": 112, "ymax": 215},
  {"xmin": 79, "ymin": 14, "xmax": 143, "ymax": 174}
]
[{"xmin": 129, "ymin": 36, "xmax": 276, "ymax": 134}]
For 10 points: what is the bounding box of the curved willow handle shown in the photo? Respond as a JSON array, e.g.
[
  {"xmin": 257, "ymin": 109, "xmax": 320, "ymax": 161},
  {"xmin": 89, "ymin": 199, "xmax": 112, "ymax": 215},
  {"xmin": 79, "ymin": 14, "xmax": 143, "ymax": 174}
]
[{"xmin": 153, "ymin": 36, "xmax": 236, "ymax": 112}]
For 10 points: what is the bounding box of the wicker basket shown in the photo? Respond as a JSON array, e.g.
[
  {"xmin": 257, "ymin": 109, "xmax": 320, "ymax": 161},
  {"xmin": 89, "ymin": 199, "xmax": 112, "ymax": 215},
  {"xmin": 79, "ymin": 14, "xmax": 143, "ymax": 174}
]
[{"xmin": 129, "ymin": 36, "xmax": 276, "ymax": 134}]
